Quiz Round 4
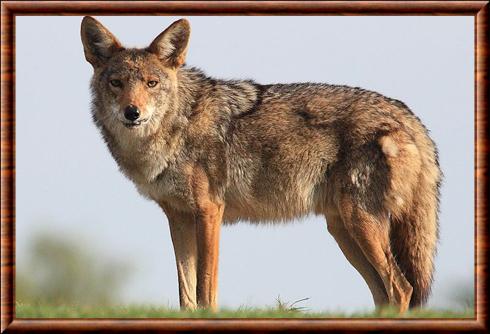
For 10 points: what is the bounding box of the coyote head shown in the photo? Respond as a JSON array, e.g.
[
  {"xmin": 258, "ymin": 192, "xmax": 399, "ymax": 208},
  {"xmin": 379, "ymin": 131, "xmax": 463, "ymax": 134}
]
[{"xmin": 81, "ymin": 17, "xmax": 190, "ymax": 137}]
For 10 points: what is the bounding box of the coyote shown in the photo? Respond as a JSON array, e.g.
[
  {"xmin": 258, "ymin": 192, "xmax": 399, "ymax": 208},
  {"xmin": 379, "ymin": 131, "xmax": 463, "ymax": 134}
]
[{"xmin": 81, "ymin": 17, "xmax": 441, "ymax": 312}]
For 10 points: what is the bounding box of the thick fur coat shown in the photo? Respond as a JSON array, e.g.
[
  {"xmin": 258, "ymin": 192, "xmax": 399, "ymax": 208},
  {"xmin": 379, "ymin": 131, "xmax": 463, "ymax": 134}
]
[{"xmin": 81, "ymin": 17, "xmax": 441, "ymax": 312}]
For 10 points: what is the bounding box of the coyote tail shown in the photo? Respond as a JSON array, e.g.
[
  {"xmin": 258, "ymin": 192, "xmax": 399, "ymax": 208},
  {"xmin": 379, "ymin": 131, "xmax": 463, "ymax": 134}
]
[
  {"xmin": 388, "ymin": 128, "xmax": 441, "ymax": 308},
  {"xmin": 380, "ymin": 121, "xmax": 442, "ymax": 308}
]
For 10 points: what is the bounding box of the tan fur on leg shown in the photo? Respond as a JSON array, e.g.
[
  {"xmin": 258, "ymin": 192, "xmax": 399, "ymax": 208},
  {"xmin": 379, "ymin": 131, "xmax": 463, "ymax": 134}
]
[
  {"xmin": 191, "ymin": 166, "xmax": 224, "ymax": 310},
  {"xmin": 195, "ymin": 202, "xmax": 223, "ymax": 310},
  {"xmin": 162, "ymin": 205, "xmax": 198, "ymax": 310},
  {"xmin": 325, "ymin": 212, "xmax": 388, "ymax": 307},
  {"xmin": 339, "ymin": 200, "xmax": 413, "ymax": 313}
]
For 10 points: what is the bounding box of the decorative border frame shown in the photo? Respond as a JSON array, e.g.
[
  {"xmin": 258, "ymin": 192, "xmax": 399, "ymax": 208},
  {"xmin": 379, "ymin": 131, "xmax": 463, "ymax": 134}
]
[{"xmin": 1, "ymin": 1, "xmax": 488, "ymax": 332}]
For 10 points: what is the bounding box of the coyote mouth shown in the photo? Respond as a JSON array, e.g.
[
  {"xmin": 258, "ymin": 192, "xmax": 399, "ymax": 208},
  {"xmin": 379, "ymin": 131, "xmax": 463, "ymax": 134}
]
[{"xmin": 123, "ymin": 119, "xmax": 148, "ymax": 128}]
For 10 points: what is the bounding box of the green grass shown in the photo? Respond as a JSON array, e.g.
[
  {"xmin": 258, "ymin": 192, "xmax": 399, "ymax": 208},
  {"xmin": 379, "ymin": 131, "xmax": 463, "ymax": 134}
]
[{"xmin": 16, "ymin": 302, "xmax": 474, "ymax": 319}]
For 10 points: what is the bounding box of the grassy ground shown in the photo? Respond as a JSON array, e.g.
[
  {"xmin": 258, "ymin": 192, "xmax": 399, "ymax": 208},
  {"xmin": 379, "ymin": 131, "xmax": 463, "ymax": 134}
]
[{"xmin": 16, "ymin": 302, "xmax": 474, "ymax": 319}]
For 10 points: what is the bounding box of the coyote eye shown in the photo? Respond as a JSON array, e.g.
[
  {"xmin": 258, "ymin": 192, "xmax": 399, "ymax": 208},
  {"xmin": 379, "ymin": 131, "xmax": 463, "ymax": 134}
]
[
  {"xmin": 110, "ymin": 79, "xmax": 122, "ymax": 88},
  {"xmin": 147, "ymin": 80, "xmax": 159, "ymax": 88}
]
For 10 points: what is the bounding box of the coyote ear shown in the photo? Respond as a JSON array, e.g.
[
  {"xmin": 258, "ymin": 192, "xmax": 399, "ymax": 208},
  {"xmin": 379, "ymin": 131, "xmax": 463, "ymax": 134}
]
[
  {"xmin": 81, "ymin": 16, "xmax": 122, "ymax": 67},
  {"xmin": 148, "ymin": 19, "xmax": 190, "ymax": 68}
]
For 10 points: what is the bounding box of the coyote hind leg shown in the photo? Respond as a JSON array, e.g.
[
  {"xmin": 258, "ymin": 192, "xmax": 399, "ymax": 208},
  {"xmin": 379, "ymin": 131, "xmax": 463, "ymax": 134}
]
[
  {"xmin": 339, "ymin": 199, "xmax": 413, "ymax": 313},
  {"xmin": 325, "ymin": 211, "xmax": 389, "ymax": 308}
]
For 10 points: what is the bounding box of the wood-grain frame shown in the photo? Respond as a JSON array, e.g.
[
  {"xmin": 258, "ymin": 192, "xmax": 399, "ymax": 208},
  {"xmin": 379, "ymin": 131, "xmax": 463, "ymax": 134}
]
[{"xmin": 1, "ymin": 1, "xmax": 488, "ymax": 333}]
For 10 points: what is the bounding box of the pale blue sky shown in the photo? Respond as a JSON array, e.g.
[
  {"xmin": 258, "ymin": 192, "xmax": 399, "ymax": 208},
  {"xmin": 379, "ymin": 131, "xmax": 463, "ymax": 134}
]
[{"xmin": 16, "ymin": 16, "xmax": 474, "ymax": 311}]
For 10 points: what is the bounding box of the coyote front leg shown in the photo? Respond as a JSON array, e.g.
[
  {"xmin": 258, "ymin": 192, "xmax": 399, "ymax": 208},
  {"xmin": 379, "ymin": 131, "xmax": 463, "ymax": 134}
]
[
  {"xmin": 161, "ymin": 205, "xmax": 198, "ymax": 310},
  {"xmin": 188, "ymin": 166, "xmax": 225, "ymax": 310},
  {"xmin": 195, "ymin": 201, "xmax": 223, "ymax": 310}
]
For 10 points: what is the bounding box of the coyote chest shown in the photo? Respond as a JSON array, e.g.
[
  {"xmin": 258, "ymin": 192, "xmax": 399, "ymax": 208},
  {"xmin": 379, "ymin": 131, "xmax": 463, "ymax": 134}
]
[
  {"xmin": 114, "ymin": 140, "xmax": 189, "ymax": 208},
  {"xmin": 130, "ymin": 163, "xmax": 192, "ymax": 211}
]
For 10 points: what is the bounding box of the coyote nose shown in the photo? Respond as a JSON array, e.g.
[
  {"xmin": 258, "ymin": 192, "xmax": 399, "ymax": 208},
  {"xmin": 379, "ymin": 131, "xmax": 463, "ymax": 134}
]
[{"xmin": 124, "ymin": 105, "xmax": 140, "ymax": 121}]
